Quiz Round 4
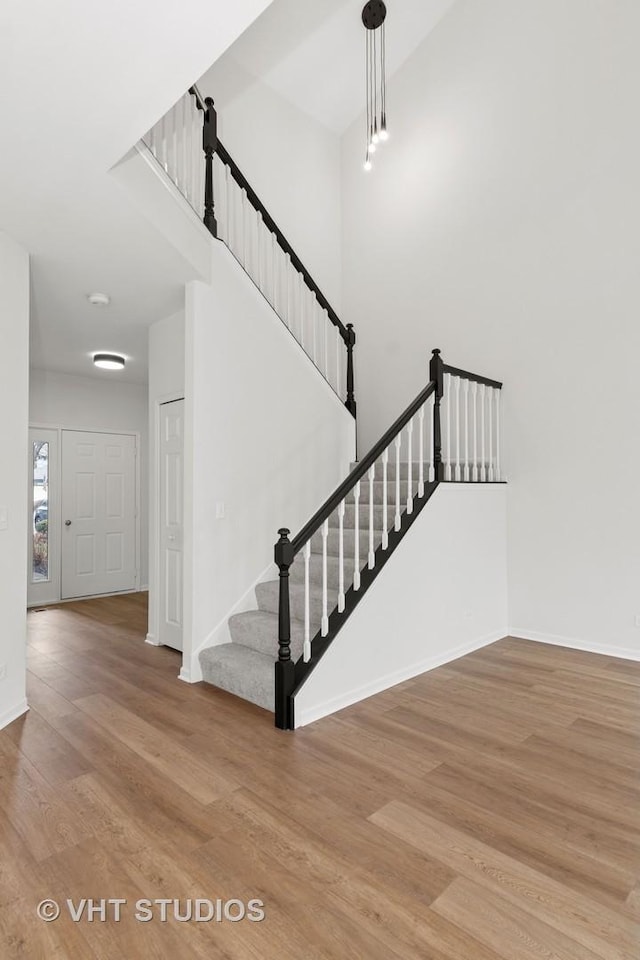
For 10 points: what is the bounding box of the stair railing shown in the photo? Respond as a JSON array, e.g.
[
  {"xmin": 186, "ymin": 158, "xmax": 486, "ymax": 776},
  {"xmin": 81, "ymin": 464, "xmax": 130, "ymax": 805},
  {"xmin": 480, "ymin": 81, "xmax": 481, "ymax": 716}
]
[
  {"xmin": 274, "ymin": 349, "xmax": 504, "ymax": 729},
  {"xmin": 142, "ymin": 86, "xmax": 356, "ymax": 415}
]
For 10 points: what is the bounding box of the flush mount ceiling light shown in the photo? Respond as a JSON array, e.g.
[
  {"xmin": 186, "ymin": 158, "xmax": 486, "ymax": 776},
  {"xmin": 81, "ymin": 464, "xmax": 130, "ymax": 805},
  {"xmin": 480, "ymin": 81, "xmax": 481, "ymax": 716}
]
[
  {"xmin": 87, "ymin": 292, "xmax": 111, "ymax": 306},
  {"xmin": 362, "ymin": 1, "xmax": 388, "ymax": 172},
  {"xmin": 93, "ymin": 353, "xmax": 125, "ymax": 370}
]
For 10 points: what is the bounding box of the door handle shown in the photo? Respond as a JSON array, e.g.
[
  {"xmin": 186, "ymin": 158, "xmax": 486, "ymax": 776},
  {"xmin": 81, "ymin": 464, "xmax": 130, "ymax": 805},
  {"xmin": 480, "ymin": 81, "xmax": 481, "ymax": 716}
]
[{"xmin": 65, "ymin": 520, "xmax": 72, "ymax": 526}]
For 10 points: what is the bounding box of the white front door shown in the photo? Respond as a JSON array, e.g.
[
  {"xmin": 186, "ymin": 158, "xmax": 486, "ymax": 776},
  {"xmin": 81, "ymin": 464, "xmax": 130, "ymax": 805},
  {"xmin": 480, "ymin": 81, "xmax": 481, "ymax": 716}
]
[
  {"xmin": 159, "ymin": 400, "xmax": 184, "ymax": 651},
  {"xmin": 61, "ymin": 430, "xmax": 137, "ymax": 599}
]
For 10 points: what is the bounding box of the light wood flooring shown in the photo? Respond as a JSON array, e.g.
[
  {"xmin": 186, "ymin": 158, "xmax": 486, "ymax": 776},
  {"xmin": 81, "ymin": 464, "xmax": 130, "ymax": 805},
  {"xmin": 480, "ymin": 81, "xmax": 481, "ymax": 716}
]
[{"xmin": 0, "ymin": 592, "xmax": 637, "ymax": 958}]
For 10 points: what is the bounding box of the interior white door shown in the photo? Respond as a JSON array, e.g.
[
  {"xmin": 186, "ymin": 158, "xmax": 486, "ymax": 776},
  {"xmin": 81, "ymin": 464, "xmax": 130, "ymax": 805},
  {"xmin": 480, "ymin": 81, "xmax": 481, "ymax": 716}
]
[
  {"xmin": 159, "ymin": 400, "xmax": 184, "ymax": 651},
  {"xmin": 61, "ymin": 431, "xmax": 137, "ymax": 599}
]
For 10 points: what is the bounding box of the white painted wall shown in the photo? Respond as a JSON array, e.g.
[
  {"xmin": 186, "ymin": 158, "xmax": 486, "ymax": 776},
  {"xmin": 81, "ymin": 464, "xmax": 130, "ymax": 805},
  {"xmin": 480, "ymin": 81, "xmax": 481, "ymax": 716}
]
[
  {"xmin": 341, "ymin": 0, "xmax": 640, "ymax": 658},
  {"xmin": 183, "ymin": 243, "xmax": 356, "ymax": 680},
  {"xmin": 198, "ymin": 62, "xmax": 342, "ymax": 310},
  {"xmin": 295, "ymin": 484, "xmax": 508, "ymax": 726},
  {"xmin": 0, "ymin": 232, "xmax": 30, "ymax": 729},
  {"xmin": 29, "ymin": 369, "xmax": 149, "ymax": 588},
  {"xmin": 147, "ymin": 309, "xmax": 186, "ymax": 646}
]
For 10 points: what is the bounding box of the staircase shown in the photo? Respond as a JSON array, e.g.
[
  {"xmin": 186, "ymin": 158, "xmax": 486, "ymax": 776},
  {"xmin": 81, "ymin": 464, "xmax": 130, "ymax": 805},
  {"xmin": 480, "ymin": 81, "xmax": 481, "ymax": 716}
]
[
  {"xmin": 199, "ymin": 461, "xmax": 427, "ymax": 710},
  {"xmin": 142, "ymin": 83, "xmax": 505, "ymax": 729}
]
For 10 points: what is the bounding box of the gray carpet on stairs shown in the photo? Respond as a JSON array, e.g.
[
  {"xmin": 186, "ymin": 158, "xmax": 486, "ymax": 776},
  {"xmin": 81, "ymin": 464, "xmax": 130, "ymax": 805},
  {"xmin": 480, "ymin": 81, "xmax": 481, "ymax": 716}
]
[{"xmin": 199, "ymin": 461, "xmax": 431, "ymax": 711}]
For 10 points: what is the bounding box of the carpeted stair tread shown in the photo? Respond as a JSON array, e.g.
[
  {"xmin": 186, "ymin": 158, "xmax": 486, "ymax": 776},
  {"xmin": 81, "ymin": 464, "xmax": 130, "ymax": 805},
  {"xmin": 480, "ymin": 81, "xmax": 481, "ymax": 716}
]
[
  {"xmin": 199, "ymin": 643, "xmax": 274, "ymax": 711},
  {"xmin": 229, "ymin": 609, "xmax": 304, "ymax": 661}
]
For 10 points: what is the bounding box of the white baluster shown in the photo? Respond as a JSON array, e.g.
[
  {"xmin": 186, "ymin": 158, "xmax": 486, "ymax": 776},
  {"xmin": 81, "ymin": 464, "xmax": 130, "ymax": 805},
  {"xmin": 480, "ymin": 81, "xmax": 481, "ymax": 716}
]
[
  {"xmin": 338, "ymin": 499, "xmax": 345, "ymax": 613},
  {"xmin": 454, "ymin": 377, "xmax": 461, "ymax": 481},
  {"xmin": 323, "ymin": 313, "xmax": 328, "ymax": 382},
  {"xmin": 353, "ymin": 481, "xmax": 361, "ymax": 590},
  {"xmin": 159, "ymin": 114, "xmax": 168, "ymax": 172},
  {"xmin": 186, "ymin": 100, "xmax": 194, "ymax": 206},
  {"xmin": 284, "ymin": 253, "xmax": 292, "ymax": 329},
  {"xmin": 179, "ymin": 96, "xmax": 187, "ymax": 191},
  {"xmin": 321, "ymin": 519, "xmax": 329, "ymax": 637},
  {"xmin": 224, "ymin": 164, "xmax": 231, "ymax": 246},
  {"xmin": 418, "ymin": 405, "xmax": 425, "ymax": 497},
  {"xmin": 257, "ymin": 212, "xmax": 263, "ymax": 292},
  {"xmin": 368, "ymin": 465, "xmax": 376, "ymax": 569},
  {"xmin": 480, "ymin": 383, "xmax": 487, "ymax": 482},
  {"xmin": 496, "ymin": 389, "xmax": 502, "ymax": 482},
  {"xmin": 303, "ymin": 540, "xmax": 311, "ymax": 662},
  {"xmin": 241, "ymin": 189, "xmax": 248, "ymax": 268},
  {"xmin": 312, "ymin": 297, "xmax": 318, "ymax": 366},
  {"xmin": 148, "ymin": 122, "xmax": 157, "ymax": 161},
  {"xmin": 445, "ymin": 373, "xmax": 452, "ymax": 481},
  {"xmin": 382, "ymin": 448, "xmax": 389, "ymax": 549},
  {"xmin": 488, "ymin": 388, "xmax": 494, "ymax": 481},
  {"xmin": 170, "ymin": 103, "xmax": 178, "ymax": 184},
  {"xmin": 335, "ymin": 327, "xmax": 342, "ymax": 398},
  {"xmin": 406, "ymin": 419, "xmax": 414, "ymax": 514},
  {"xmin": 472, "ymin": 381, "xmax": 479, "ymax": 482},
  {"xmin": 272, "ymin": 233, "xmax": 277, "ymax": 311},
  {"xmin": 299, "ymin": 274, "xmax": 305, "ymax": 349},
  {"xmin": 394, "ymin": 434, "xmax": 402, "ymax": 532},
  {"xmin": 428, "ymin": 393, "xmax": 435, "ymax": 483},
  {"xmin": 463, "ymin": 379, "xmax": 470, "ymax": 482}
]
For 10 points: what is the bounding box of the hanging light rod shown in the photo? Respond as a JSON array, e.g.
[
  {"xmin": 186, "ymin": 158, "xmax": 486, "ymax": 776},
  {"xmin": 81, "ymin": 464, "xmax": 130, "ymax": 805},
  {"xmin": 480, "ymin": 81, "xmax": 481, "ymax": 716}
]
[{"xmin": 362, "ymin": 2, "xmax": 388, "ymax": 172}]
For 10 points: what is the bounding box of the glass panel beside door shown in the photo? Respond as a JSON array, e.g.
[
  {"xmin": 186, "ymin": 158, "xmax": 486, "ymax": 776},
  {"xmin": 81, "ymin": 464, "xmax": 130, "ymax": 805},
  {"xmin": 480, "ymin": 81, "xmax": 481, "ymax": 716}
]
[{"xmin": 27, "ymin": 427, "xmax": 60, "ymax": 606}]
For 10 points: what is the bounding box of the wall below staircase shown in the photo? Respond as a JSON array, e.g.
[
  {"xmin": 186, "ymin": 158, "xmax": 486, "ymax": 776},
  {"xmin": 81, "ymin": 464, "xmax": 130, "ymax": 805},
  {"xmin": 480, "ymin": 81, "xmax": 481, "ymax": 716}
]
[
  {"xmin": 183, "ymin": 242, "xmax": 356, "ymax": 682},
  {"xmin": 294, "ymin": 484, "xmax": 508, "ymax": 728}
]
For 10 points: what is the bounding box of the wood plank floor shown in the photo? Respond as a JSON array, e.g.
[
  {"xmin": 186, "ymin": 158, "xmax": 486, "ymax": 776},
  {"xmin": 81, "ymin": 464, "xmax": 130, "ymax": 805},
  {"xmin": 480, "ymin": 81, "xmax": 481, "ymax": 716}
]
[{"xmin": 0, "ymin": 593, "xmax": 637, "ymax": 958}]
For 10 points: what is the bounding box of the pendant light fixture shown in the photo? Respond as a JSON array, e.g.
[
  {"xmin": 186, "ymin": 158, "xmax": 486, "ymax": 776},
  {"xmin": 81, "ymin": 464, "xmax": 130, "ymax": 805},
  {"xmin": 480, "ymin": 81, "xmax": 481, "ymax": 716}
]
[{"xmin": 362, "ymin": 1, "xmax": 388, "ymax": 171}]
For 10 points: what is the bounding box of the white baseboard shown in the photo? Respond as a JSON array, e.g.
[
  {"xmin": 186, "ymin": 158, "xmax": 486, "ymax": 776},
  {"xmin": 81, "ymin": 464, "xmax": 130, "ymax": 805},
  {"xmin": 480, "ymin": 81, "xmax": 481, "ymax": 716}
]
[
  {"xmin": 178, "ymin": 666, "xmax": 196, "ymax": 684},
  {"xmin": 0, "ymin": 699, "xmax": 29, "ymax": 731},
  {"xmin": 510, "ymin": 629, "xmax": 640, "ymax": 662},
  {"xmin": 294, "ymin": 630, "xmax": 505, "ymax": 728},
  {"xmin": 145, "ymin": 633, "xmax": 162, "ymax": 647}
]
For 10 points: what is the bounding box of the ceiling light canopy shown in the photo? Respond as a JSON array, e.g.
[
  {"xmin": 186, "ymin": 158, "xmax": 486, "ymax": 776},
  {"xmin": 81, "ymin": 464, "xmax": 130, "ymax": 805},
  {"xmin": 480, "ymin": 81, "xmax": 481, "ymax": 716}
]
[
  {"xmin": 362, "ymin": 1, "xmax": 388, "ymax": 172},
  {"xmin": 93, "ymin": 353, "xmax": 125, "ymax": 370},
  {"xmin": 87, "ymin": 292, "xmax": 111, "ymax": 306}
]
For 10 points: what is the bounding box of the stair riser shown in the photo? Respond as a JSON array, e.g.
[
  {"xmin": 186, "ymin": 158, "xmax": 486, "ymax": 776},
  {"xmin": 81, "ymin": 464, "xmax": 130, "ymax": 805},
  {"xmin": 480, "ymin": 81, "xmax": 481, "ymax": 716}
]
[
  {"xmin": 228, "ymin": 614, "xmax": 304, "ymax": 661},
  {"xmin": 352, "ymin": 462, "xmax": 433, "ymax": 481},
  {"xmin": 311, "ymin": 526, "xmax": 379, "ymax": 558},
  {"xmin": 256, "ymin": 581, "xmax": 339, "ymax": 626},
  {"xmin": 330, "ymin": 503, "xmax": 387, "ymax": 529}
]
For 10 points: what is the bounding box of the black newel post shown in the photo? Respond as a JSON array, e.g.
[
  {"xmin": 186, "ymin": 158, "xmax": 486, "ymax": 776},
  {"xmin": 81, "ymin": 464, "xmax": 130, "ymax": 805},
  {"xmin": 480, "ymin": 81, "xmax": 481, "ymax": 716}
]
[
  {"xmin": 274, "ymin": 528, "xmax": 295, "ymax": 730},
  {"xmin": 345, "ymin": 323, "xmax": 357, "ymax": 417},
  {"xmin": 430, "ymin": 348, "xmax": 444, "ymax": 481},
  {"xmin": 203, "ymin": 97, "xmax": 218, "ymax": 237}
]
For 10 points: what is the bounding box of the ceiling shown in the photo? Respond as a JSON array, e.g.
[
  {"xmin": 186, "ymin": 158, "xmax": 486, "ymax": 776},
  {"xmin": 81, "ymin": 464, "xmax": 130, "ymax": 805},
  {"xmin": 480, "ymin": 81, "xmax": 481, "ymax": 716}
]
[
  {"xmin": 201, "ymin": 0, "xmax": 456, "ymax": 134},
  {"xmin": 1, "ymin": 0, "xmax": 272, "ymax": 383}
]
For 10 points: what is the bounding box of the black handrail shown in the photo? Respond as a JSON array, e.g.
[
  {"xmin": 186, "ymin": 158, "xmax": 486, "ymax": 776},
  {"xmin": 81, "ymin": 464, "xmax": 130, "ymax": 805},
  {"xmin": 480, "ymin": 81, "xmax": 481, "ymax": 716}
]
[
  {"xmin": 442, "ymin": 363, "xmax": 502, "ymax": 390},
  {"xmin": 188, "ymin": 86, "xmax": 346, "ymax": 338},
  {"xmin": 289, "ymin": 379, "xmax": 436, "ymax": 555},
  {"xmin": 186, "ymin": 83, "xmax": 354, "ymax": 402},
  {"xmin": 215, "ymin": 140, "xmax": 347, "ymax": 340}
]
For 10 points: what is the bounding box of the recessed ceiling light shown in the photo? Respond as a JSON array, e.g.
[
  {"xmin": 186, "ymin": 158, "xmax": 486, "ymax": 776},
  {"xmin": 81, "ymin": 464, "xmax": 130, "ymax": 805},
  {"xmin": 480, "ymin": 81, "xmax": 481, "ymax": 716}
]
[
  {"xmin": 93, "ymin": 353, "xmax": 125, "ymax": 370},
  {"xmin": 87, "ymin": 293, "xmax": 110, "ymax": 307}
]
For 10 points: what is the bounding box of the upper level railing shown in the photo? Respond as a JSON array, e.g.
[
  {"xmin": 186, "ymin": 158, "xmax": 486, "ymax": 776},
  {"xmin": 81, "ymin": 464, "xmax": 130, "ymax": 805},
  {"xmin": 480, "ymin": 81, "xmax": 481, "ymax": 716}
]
[
  {"xmin": 142, "ymin": 86, "xmax": 356, "ymax": 416},
  {"xmin": 273, "ymin": 348, "xmax": 504, "ymax": 729}
]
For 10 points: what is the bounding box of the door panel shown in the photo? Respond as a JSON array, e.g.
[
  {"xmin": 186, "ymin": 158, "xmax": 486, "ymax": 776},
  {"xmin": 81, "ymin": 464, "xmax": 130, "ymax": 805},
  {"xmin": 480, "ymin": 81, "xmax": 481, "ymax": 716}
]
[
  {"xmin": 61, "ymin": 431, "xmax": 137, "ymax": 599},
  {"xmin": 159, "ymin": 400, "xmax": 184, "ymax": 650}
]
